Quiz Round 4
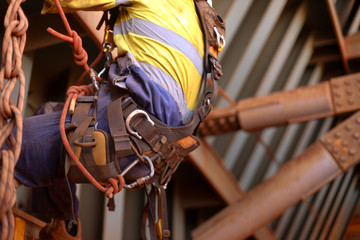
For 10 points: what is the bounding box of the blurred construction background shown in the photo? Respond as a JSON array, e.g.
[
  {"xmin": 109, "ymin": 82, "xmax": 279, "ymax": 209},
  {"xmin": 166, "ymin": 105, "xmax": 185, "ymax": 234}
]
[{"xmin": 2, "ymin": 0, "xmax": 360, "ymax": 239}]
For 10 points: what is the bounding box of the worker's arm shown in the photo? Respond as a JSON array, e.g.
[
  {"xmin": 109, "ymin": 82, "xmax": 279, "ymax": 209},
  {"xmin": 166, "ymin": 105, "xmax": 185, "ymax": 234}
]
[{"xmin": 42, "ymin": 0, "xmax": 132, "ymax": 14}]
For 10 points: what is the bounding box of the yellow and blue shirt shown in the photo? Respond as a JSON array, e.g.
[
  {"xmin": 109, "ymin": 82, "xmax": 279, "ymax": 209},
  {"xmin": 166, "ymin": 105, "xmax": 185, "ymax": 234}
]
[{"xmin": 43, "ymin": 0, "xmax": 204, "ymax": 126}]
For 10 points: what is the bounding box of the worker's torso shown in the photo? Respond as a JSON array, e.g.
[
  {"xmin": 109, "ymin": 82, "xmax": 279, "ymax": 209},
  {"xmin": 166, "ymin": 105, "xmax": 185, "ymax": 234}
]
[{"xmin": 114, "ymin": 0, "xmax": 204, "ymax": 122}]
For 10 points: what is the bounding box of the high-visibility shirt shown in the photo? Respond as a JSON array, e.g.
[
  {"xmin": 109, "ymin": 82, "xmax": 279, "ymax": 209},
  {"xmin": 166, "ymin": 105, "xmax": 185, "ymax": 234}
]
[{"xmin": 43, "ymin": 0, "xmax": 204, "ymax": 125}]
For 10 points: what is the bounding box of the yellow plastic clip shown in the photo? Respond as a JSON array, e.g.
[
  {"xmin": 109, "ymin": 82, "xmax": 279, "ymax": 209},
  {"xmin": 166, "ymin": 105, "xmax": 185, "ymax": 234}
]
[
  {"xmin": 156, "ymin": 187, "xmax": 163, "ymax": 240},
  {"xmin": 214, "ymin": 26, "xmax": 226, "ymax": 52},
  {"xmin": 156, "ymin": 219, "xmax": 163, "ymax": 240}
]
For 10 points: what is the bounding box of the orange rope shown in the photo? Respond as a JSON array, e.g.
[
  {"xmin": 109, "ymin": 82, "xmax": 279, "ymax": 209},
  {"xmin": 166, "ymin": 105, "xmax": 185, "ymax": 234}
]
[
  {"xmin": 0, "ymin": 0, "xmax": 28, "ymax": 239},
  {"xmin": 47, "ymin": 0, "xmax": 90, "ymax": 73},
  {"xmin": 76, "ymin": 51, "xmax": 104, "ymax": 86},
  {"xmin": 46, "ymin": 0, "xmax": 125, "ymax": 198}
]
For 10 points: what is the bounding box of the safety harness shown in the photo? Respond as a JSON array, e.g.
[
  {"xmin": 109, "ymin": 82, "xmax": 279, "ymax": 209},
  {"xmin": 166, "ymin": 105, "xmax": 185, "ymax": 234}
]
[{"xmin": 61, "ymin": 1, "xmax": 226, "ymax": 239}]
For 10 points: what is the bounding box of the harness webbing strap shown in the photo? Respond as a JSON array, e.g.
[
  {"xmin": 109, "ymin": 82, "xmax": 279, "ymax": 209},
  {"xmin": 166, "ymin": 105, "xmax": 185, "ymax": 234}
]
[
  {"xmin": 141, "ymin": 186, "xmax": 170, "ymax": 240},
  {"xmin": 81, "ymin": 126, "xmax": 96, "ymax": 166},
  {"xmin": 142, "ymin": 187, "xmax": 157, "ymax": 240},
  {"xmin": 108, "ymin": 97, "xmax": 133, "ymax": 158},
  {"xmin": 71, "ymin": 97, "xmax": 93, "ymax": 125},
  {"xmin": 157, "ymin": 187, "xmax": 170, "ymax": 240},
  {"xmin": 69, "ymin": 116, "xmax": 94, "ymax": 153},
  {"xmin": 121, "ymin": 101, "xmax": 171, "ymax": 158}
]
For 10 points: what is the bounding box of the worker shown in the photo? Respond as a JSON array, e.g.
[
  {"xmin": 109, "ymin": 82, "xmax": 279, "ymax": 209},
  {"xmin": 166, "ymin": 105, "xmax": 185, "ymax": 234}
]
[{"xmin": 10, "ymin": 0, "xmax": 218, "ymax": 239}]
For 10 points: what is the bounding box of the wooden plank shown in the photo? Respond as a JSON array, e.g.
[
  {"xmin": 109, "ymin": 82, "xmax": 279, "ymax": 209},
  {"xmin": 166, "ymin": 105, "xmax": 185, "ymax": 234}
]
[
  {"xmin": 12, "ymin": 208, "xmax": 46, "ymax": 230},
  {"xmin": 189, "ymin": 140, "xmax": 277, "ymax": 240},
  {"xmin": 12, "ymin": 208, "xmax": 47, "ymax": 240},
  {"xmin": 14, "ymin": 217, "xmax": 25, "ymax": 240}
]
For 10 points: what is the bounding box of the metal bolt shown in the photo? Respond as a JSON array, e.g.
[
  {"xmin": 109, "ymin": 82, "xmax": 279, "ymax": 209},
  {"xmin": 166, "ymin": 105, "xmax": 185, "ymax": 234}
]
[
  {"xmin": 347, "ymin": 99, "xmax": 354, "ymax": 105},
  {"xmin": 323, "ymin": 139, "xmax": 331, "ymax": 145},
  {"xmin": 332, "ymin": 146, "xmax": 339, "ymax": 153},
  {"xmin": 160, "ymin": 136, "xmax": 167, "ymax": 144},
  {"xmin": 349, "ymin": 149, "xmax": 356, "ymax": 156},
  {"xmin": 219, "ymin": 118, "xmax": 226, "ymax": 126},
  {"xmin": 334, "ymin": 92, "xmax": 341, "ymax": 98},
  {"xmin": 336, "ymin": 102, "xmax": 342, "ymax": 108},
  {"xmin": 229, "ymin": 116, "xmax": 237, "ymax": 124},
  {"xmin": 353, "ymin": 132, "xmax": 359, "ymax": 139},
  {"xmin": 208, "ymin": 120, "xmax": 216, "ymax": 127}
]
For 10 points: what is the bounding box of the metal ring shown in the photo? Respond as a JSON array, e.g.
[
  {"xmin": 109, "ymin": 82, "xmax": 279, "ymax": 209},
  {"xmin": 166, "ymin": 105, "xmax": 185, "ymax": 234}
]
[
  {"xmin": 126, "ymin": 110, "xmax": 155, "ymax": 139},
  {"xmin": 103, "ymin": 42, "xmax": 112, "ymax": 50}
]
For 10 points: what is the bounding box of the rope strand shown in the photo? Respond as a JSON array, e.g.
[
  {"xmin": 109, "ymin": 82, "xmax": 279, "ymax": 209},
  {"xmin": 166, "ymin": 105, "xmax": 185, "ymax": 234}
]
[{"xmin": 0, "ymin": 0, "xmax": 28, "ymax": 239}]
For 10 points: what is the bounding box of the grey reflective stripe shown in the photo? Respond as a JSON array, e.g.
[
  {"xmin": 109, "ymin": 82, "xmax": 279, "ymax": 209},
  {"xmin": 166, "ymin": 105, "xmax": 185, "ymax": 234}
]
[
  {"xmin": 114, "ymin": 18, "xmax": 203, "ymax": 75},
  {"xmin": 115, "ymin": 0, "xmax": 131, "ymax": 5},
  {"xmin": 138, "ymin": 62, "xmax": 193, "ymax": 122}
]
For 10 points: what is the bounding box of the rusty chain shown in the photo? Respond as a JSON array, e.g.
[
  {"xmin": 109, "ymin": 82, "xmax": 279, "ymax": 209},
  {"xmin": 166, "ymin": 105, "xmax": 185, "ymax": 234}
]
[{"xmin": 0, "ymin": 0, "xmax": 28, "ymax": 239}]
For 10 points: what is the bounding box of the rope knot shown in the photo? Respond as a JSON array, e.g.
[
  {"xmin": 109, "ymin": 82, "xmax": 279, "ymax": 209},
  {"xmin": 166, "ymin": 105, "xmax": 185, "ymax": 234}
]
[
  {"xmin": 66, "ymin": 85, "xmax": 95, "ymax": 98},
  {"xmin": 70, "ymin": 30, "xmax": 88, "ymax": 67},
  {"xmin": 105, "ymin": 175, "xmax": 125, "ymax": 199}
]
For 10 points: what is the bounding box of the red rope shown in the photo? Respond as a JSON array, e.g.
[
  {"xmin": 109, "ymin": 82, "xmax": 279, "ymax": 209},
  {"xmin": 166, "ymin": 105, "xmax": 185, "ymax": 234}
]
[
  {"xmin": 47, "ymin": 0, "xmax": 90, "ymax": 73},
  {"xmin": 76, "ymin": 51, "xmax": 104, "ymax": 86},
  {"xmin": 48, "ymin": 0, "xmax": 125, "ymax": 198},
  {"xmin": 60, "ymin": 86, "xmax": 125, "ymax": 198}
]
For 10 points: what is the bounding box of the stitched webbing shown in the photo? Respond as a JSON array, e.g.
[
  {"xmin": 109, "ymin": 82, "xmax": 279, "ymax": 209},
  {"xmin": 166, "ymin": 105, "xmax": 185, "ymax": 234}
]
[{"xmin": 108, "ymin": 97, "xmax": 133, "ymax": 157}]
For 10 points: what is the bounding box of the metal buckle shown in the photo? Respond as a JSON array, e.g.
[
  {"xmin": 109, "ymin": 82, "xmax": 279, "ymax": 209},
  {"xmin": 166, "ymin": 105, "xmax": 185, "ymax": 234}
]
[
  {"xmin": 126, "ymin": 110, "xmax": 155, "ymax": 139},
  {"xmin": 120, "ymin": 155, "xmax": 155, "ymax": 189},
  {"xmin": 214, "ymin": 26, "xmax": 226, "ymax": 52}
]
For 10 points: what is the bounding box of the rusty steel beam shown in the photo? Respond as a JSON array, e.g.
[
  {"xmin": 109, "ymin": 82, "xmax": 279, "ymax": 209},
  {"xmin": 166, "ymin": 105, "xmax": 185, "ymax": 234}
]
[
  {"xmin": 73, "ymin": 11, "xmax": 104, "ymax": 49},
  {"xmin": 188, "ymin": 140, "xmax": 243, "ymax": 204},
  {"xmin": 200, "ymin": 72, "xmax": 360, "ymax": 136},
  {"xmin": 188, "ymin": 140, "xmax": 277, "ymax": 240},
  {"xmin": 192, "ymin": 111, "xmax": 360, "ymax": 240}
]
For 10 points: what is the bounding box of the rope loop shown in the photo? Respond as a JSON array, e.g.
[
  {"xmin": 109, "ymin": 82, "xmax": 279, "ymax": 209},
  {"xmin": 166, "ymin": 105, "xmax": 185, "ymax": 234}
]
[
  {"xmin": 105, "ymin": 175, "xmax": 125, "ymax": 198},
  {"xmin": 46, "ymin": 0, "xmax": 90, "ymax": 73},
  {"xmin": 70, "ymin": 30, "xmax": 88, "ymax": 67},
  {"xmin": 66, "ymin": 85, "xmax": 95, "ymax": 98}
]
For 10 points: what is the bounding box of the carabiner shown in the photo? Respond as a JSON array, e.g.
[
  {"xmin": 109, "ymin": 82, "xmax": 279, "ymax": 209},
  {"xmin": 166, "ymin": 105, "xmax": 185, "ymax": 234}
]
[
  {"xmin": 90, "ymin": 68, "xmax": 100, "ymax": 91},
  {"xmin": 121, "ymin": 155, "xmax": 155, "ymax": 189},
  {"xmin": 126, "ymin": 110, "xmax": 155, "ymax": 139}
]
